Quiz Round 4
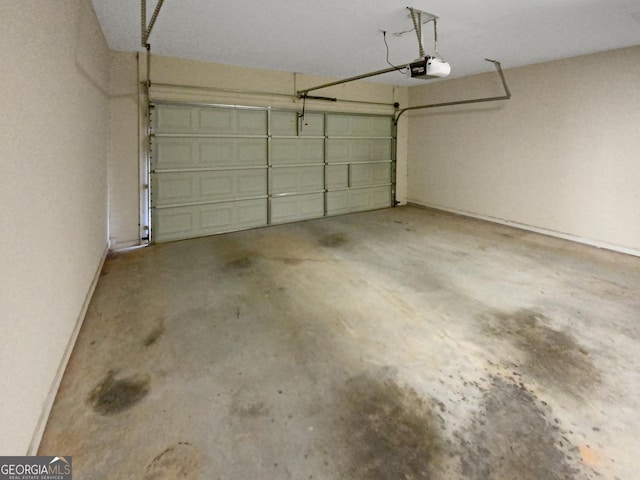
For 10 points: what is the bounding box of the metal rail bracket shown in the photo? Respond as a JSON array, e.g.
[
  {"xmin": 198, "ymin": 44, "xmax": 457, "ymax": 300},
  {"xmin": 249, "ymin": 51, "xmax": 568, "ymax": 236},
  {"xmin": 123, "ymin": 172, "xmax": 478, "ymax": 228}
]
[
  {"xmin": 141, "ymin": 0, "xmax": 165, "ymax": 47},
  {"xmin": 394, "ymin": 59, "xmax": 511, "ymax": 124}
]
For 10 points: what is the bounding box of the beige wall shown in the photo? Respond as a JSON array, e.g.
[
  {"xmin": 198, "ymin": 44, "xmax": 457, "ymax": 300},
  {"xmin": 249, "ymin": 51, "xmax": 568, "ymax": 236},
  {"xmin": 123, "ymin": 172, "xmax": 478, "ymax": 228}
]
[
  {"xmin": 0, "ymin": 0, "xmax": 110, "ymax": 454},
  {"xmin": 407, "ymin": 46, "xmax": 640, "ymax": 254},
  {"xmin": 108, "ymin": 51, "xmax": 140, "ymax": 247},
  {"xmin": 107, "ymin": 53, "xmax": 409, "ymax": 247}
]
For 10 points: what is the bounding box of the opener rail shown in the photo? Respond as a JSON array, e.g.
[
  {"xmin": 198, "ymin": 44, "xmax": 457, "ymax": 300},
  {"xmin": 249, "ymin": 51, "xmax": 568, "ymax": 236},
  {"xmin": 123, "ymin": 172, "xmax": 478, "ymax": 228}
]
[
  {"xmin": 296, "ymin": 59, "xmax": 511, "ymax": 122},
  {"xmin": 394, "ymin": 59, "xmax": 511, "ymax": 124}
]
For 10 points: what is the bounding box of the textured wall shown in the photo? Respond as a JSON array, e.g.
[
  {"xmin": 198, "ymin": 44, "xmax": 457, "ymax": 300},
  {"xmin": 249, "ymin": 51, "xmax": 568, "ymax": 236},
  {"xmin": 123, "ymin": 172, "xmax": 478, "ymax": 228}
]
[
  {"xmin": 0, "ymin": 0, "xmax": 110, "ymax": 454},
  {"xmin": 407, "ymin": 46, "xmax": 640, "ymax": 254},
  {"xmin": 108, "ymin": 51, "xmax": 140, "ymax": 248}
]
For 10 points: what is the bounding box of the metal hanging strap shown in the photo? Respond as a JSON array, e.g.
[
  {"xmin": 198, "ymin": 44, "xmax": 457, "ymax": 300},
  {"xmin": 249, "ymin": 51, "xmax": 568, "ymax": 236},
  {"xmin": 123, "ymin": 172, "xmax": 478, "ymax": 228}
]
[
  {"xmin": 141, "ymin": 0, "xmax": 165, "ymax": 47},
  {"xmin": 409, "ymin": 8, "xmax": 426, "ymax": 58}
]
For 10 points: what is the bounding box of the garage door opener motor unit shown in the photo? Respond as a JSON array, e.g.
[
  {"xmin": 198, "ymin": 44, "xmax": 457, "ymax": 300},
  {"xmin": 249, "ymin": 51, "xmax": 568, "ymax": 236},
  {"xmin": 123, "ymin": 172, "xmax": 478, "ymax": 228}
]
[
  {"xmin": 296, "ymin": 6, "xmax": 452, "ymax": 100},
  {"xmin": 405, "ymin": 7, "xmax": 451, "ymax": 80}
]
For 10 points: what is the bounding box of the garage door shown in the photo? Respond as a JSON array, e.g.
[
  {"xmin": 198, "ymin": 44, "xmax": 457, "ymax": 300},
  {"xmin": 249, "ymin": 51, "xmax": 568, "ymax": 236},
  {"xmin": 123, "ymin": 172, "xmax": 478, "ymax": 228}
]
[{"xmin": 150, "ymin": 103, "xmax": 394, "ymax": 243}]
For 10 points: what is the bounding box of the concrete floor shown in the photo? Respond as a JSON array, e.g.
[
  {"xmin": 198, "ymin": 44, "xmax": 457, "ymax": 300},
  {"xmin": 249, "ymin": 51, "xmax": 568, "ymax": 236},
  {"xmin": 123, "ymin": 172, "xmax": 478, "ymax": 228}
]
[{"xmin": 40, "ymin": 206, "xmax": 640, "ymax": 479}]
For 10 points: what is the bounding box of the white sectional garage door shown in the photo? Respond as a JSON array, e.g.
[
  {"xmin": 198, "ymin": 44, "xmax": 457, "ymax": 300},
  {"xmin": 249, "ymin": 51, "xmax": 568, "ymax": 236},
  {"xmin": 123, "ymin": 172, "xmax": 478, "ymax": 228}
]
[{"xmin": 150, "ymin": 103, "xmax": 394, "ymax": 243}]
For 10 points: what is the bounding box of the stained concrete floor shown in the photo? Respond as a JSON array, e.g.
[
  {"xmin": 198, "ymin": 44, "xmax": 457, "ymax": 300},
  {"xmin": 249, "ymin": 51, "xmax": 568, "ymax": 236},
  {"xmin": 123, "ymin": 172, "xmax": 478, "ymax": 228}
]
[{"xmin": 39, "ymin": 206, "xmax": 640, "ymax": 479}]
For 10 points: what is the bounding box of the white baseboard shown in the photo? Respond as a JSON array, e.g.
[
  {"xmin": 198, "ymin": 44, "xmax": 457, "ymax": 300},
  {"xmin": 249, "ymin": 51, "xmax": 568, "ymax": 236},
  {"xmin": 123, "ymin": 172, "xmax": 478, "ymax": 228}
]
[
  {"xmin": 27, "ymin": 243, "xmax": 110, "ymax": 455},
  {"xmin": 407, "ymin": 201, "xmax": 640, "ymax": 258},
  {"xmin": 112, "ymin": 243, "xmax": 148, "ymax": 253},
  {"xmin": 111, "ymin": 239, "xmax": 144, "ymax": 250}
]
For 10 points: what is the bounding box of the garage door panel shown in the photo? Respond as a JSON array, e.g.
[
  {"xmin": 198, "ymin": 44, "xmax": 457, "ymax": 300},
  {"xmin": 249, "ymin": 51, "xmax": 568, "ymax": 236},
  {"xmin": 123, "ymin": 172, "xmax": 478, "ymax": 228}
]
[
  {"xmin": 236, "ymin": 110, "xmax": 268, "ymax": 134},
  {"xmin": 325, "ymin": 141, "xmax": 349, "ymax": 163},
  {"xmin": 326, "ymin": 191, "xmax": 350, "ymax": 215},
  {"xmin": 198, "ymin": 141, "xmax": 235, "ymax": 168},
  {"xmin": 296, "ymin": 114, "xmax": 324, "ymax": 136},
  {"xmin": 154, "ymin": 106, "xmax": 195, "ymax": 133},
  {"xmin": 198, "ymin": 108, "xmax": 267, "ymax": 134},
  {"xmin": 152, "ymin": 175, "xmax": 195, "ymax": 204},
  {"xmin": 326, "ymin": 139, "xmax": 392, "ymax": 163},
  {"xmin": 154, "ymin": 105, "xmax": 267, "ymax": 135},
  {"xmin": 153, "ymin": 199, "xmax": 267, "ymax": 242},
  {"xmin": 271, "ymin": 166, "xmax": 323, "ymax": 194},
  {"xmin": 152, "ymin": 139, "xmax": 195, "ymax": 169},
  {"xmin": 271, "ymin": 111, "xmax": 324, "ymax": 136},
  {"xmin": 271, "ymin": 139, "xmax": 323, "ymax": 165},
  {"xmin": 200, "ymin": 175, "xmax": 234, "ymax": 197},
  {"xmin": 327, "ymin": 165, "xmax": 348, "ymax": 189},
  {"xmin": 198, "ymin": 108, "xmax": 235, "ymax": 132},
  {"xmin": 360, "ymin": 116, "xmax": 393, "ymax": 136},
  {"xmin": 151, "ymin": 104, "xmax": 393, "ymax": 242},
  {"xmin": 236, "ymin": 170, "xmax": 268, "ymax": 195},
  {"xmin": 327, "ymin": 186, "xmax": 391, "ymax": 215},
  {"xmin": 350, "ymin": 163, "xmax": 391, "ymax": 187},
  {"xmin": 197, "ymin": 139, "xmax": 267, "ymax": 167},
  {"xmin": 153, "ymin": 138, "xmax": 267, "ymax": 170},
  {"xmin": 356, "ymin": 186, "xmax": 391, "ymax": 210},
  {"xmin": 326, "ymin": 114, "xmax": 392, "ymax": 137},
  {"xmin": 271, "ymin": 111, "xmax": 297, "ymax": 136},
  {"xmin": 371, "ymin": 186, "xmax": 392, "ymax": 207},
  {"xmin": 201, "ymin": 200, "xmax": 266, "ymax": 229},
  {"xmin": 154, "ymin": 208, "xmax": 196, "ymax": 240},
  {"xmin": 153, "ymin": 170, "xmax": 267, "ymax": 206},
  {"xmin": 326, "ymin": 116, "xmax": 349, "ymax": 137},
  {"xmin": 271, "ymin": 193, "xmax": 324, "ymax": 224},
  {"xmin": 365, "ymin": 139, "xmax": 392, "ymax": 161},
  {"xmin": 351, "ymin": 187, "xmax": 389, "ymax": 211},
  {"xmin": 222, "ymin": 139, "xmax": 267, "ymax": 166}
]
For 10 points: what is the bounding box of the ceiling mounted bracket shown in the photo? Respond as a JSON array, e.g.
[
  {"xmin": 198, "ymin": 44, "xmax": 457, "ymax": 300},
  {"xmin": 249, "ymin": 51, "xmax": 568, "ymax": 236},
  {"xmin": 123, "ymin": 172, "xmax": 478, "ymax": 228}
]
[
  {"xmin": 141, "ymin": 0, "xmax": 165, "ymax": 47},
  {"xmin": 406, "ymin": 7, "xmax": 439, "ymax": 59}
]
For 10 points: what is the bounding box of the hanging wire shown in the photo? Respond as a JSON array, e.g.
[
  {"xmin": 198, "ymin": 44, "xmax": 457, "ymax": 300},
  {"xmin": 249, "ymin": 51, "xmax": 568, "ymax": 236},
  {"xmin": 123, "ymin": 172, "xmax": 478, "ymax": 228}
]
[
  {"xmin": 298, "ymin": 94, "xmax": 308, "ymax": 126},
  {"xmin": 395, "ymin": 9, "xmax": 441, "ymax": 60},
  {"xmin": 382, "ymin": 31, "xmax": 407, "ymax": 74},
  {"xmin": 394, "ymin": 11, "xmax": 435, "ymax": 36},
  {"xmin": 395, "ymin": 8, "xmax": 439, "ymax": 59},
  {"xmin": 392, "ymin": 20, "xmax": 435, "ymax": 36}
]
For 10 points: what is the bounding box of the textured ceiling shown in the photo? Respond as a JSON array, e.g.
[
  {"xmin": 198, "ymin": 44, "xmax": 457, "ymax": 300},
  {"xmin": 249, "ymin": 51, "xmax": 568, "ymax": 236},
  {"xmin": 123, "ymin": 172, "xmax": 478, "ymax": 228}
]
[{"xmin": 92, "ymin": 0, "xmax": 640, "ymax": 86}]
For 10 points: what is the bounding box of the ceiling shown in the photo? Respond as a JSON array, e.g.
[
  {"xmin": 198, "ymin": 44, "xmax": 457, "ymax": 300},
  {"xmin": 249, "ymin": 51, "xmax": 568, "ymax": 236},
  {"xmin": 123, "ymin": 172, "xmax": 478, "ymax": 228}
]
[{"xmin": 93, "ymin": 0, "xmax": 640, "ymax": 87}]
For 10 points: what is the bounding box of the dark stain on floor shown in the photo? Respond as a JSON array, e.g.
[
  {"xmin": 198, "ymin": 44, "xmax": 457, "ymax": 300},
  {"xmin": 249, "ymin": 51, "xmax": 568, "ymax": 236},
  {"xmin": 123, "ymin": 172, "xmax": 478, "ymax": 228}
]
[
  {"xmin": 144, "ymin": 442, "xmax": 203, "ymax": 480},
  {"xmin": 485, "ymin": 309, "xmax": 600, "ymax": 393},
  {"xmin": 458, "ymin": 375, "xmax": 585, "ymax": 480},
  {"xmin": 279, "ymin": 257, "xmax": 305, "ymax": 265},
  {"xmin": 225, "ymin": 255, "xmax": 255, "ymax": 270},
  {"xmin": 320, "ymin": 233, "xmax": 348, "ymax": 248},
  {"xmin": 88, "ymin": 371, "xmax": 150, "ymax": 415},
  {"xmin": 338, "ymin": 373, "xmax": 445, "ymax": 479},
  {"xmin": 143, "ymin": 322, "xmax": 165, "ymax": 347}
]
